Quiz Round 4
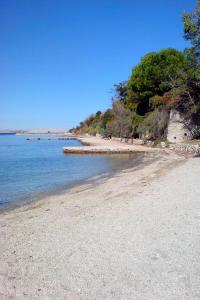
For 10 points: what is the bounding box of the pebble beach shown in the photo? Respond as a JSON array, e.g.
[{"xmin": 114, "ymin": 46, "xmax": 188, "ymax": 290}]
[{"xmin": 0, "ymin": 143, "xmax": 200, "ymax": 299}]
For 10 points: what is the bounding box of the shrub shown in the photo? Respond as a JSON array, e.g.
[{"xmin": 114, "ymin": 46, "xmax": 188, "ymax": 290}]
[{"xmin": 137, "ymin": 109, "xmax": 169, "ymax": 140}]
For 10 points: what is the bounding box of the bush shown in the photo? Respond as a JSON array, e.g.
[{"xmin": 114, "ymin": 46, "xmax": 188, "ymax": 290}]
[
  {"xmin": 137, "ymin": 109, "xmax": 169, "ymax": 140},
  {"xmin": 149, "ymin": 95, "xmax": 164, "ymax": 108}
]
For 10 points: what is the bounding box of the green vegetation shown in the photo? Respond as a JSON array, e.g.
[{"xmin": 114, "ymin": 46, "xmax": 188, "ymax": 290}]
[
  {"xmin": 183, "ymin": 0, "xmax": 200, "ymax": 63},
  {"xmin": 71, "ymin": 1, "xmax": 200, "ymax": 140}
]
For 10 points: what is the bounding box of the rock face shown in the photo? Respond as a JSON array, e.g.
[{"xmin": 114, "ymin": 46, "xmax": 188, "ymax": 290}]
[{"xmin": 167, "ymin": 109, "xmax": 191, "ymax": 143}]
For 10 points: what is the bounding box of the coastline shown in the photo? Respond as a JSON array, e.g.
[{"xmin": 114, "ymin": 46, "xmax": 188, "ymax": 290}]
[
  {"xmin": 0, "ymin": 151, "xmax": 152, "ymax": 213},
  {"xmin": 2, "ymin": 151, "xmax": 200, "ymax": 299},
  {"xmin": 0, "ymin": 131, "xmax": 177, "ymax": 213},
  {"xmin": 0, "ymin": 135, "xmax": 163, "ymax": 212},
  {"xmin": 0, "ymin": 151, "xmax": 184, "ymax": 217},
  {"xmin": 63, "ymin": 135, "xmax": 160, "ymax": 154}
]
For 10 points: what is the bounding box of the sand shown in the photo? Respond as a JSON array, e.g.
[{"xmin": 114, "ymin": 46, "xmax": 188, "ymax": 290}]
[
  {"xmin": 63, "ymin": 136, "xmax": 159, "ymax": 154},
  {"xmin": 0, "ymin": 151, "xmax": 200, "ymax": 300}
]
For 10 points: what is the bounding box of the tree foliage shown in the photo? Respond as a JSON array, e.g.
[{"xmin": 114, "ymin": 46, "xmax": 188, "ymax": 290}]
[
  {"xmin": 183, "ymin": 0, "xmax": 200, "ymax": 64},
  {"xmin": 110, "ymin": 101, "xmax": 133, "ymax": 137},
  {"xmin": 127, "ymin": 49, "xmax": 189, "ymax": 99}
]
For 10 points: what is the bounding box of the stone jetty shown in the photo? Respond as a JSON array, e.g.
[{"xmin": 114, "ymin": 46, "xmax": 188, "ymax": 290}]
[{"xmin": 27, "ymin": 137, "xmax": 77, "ymax": 141}]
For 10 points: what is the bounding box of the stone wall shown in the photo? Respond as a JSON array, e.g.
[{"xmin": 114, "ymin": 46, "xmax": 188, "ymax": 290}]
[
  {"xmin": 167, "ymin": 109, "xmax": 191, "ymax": 143},
  {"xmin": 169, "ymin": 143, "xmax": 200, "ymax": 156}
]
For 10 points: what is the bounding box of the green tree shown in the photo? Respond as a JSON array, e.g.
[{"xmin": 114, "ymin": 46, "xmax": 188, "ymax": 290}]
[
  {"xmin": 128, "ymin": 49, "xmax": 189, "ymax": 99},
  {"xmin": 183, "ymin": 0, "xmax": 200, "ymax": 64},
  {"xmin": 127, "ymin": 48, "xmax": 196, "ymax": 115},
  {"xmin": 101, "ymin": 109, "xmax": 113, "ymax": 130}
]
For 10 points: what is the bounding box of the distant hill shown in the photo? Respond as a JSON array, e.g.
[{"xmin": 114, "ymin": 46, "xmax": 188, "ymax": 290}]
[
  {"xmin": 0, "ymin": 130, "xmax": 22, "ymax": 134},
  {"xmin": 0, "ymin": 129, "xmax": 69, "ymax": 135},
  {"xmin": 23, "ymin": 129, "xmax": 69, "ymax": 134}
]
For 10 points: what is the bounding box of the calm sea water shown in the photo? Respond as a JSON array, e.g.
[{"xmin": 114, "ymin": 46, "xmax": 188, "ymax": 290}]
[{"xmin": 0, "ymin": 134, "xmax": 145, "ymax": 209}]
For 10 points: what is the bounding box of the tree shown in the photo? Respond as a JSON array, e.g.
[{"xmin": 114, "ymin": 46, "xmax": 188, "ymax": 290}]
[
  {"xmin": 183, "ymin": 0, "xmax": 200, "ymax": 64},
  {"xmin": 113, "ymin": 81, "xmax": 127, "ymax": 101},
  {"xmin": 101, "ymin": 109, "xmax": 113, "ymax": 130},
  {"xmin": 96, "ymin": 111, "xmax": 102, "ymax": 117},
  {"xmin": 111, "ymin": 101, "xmax": 133, "ymax": 138},
  {"xmin": 127, "ymin": 48, "xmax": 199, "ymax": 116},
  {"xmin": 128, "ymin": 49, "xmax": 189, "ymax": 99}
]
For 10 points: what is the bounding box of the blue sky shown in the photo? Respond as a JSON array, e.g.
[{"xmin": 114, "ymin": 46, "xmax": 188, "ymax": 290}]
[{"xmin": 0, "ymin": 0, "xmax": 196, "ymax": 130}]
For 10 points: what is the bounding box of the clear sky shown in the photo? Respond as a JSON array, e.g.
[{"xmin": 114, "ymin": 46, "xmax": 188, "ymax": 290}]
[{"xmin": 0, "ymin": 0, "xmax": 196, "ymax": 130}]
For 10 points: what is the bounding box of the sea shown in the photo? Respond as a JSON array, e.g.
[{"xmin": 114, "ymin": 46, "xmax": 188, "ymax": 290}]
[{"xmin": 0, "ymin": 134, "xmax": 146, "ymax": 210}]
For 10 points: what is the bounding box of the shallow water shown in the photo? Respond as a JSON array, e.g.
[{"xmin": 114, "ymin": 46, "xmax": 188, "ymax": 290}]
[{"xmin": 0, "ymin": 134, "xmax": 145, "ymax": 209}]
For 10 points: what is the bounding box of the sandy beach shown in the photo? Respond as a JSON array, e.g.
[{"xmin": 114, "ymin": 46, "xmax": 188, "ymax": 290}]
[
  {"xmin": 63, "ymin": 136, "xmax": 158, "ymax": 154},
  {"xmin": 0, "ymin": 148, "xmax": 200, "ymax": 299}
]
